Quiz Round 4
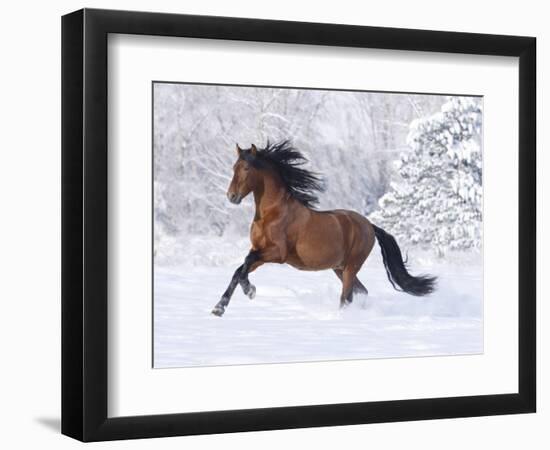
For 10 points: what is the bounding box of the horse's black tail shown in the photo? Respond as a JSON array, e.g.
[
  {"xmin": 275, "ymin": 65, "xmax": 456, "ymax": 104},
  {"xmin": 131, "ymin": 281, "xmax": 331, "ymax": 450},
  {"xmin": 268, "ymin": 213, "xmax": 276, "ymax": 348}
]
[{"xmin": 372, "ymin": 224, "xmax": 436, "ymax": 296}]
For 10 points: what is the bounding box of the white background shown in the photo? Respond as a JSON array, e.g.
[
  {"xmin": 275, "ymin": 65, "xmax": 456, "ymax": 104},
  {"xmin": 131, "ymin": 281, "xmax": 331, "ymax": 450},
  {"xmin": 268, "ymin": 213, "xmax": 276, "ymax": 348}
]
[
  {"xmin": 109, "ymin": 35, "xmax": 517, "ymax": 416},
  {"xmin": 0, "ymin": 0, "xmax": 546, "ymax": 448}
]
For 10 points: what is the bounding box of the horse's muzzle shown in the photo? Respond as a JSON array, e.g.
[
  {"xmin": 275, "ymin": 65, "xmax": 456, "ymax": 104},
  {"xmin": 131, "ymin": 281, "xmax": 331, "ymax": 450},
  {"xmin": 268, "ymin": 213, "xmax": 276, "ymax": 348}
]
[{"xmin": 227, "ymin": 192, "xmax": 242, "ymax": 204}]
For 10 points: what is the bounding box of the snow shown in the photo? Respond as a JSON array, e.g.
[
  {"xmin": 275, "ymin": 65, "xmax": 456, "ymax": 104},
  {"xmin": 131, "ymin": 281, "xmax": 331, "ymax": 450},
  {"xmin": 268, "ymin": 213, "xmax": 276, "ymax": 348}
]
[{"xmin": 154, "ymin": 248, "xmax": 482, "ymax": 368}]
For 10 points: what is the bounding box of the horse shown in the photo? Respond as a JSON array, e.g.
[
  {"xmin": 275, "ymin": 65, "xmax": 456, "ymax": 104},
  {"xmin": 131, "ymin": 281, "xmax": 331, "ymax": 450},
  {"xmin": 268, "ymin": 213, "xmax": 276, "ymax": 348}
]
[{"xmin": 211, "ymin": 141, "xmax": 436, "ymax": 317}]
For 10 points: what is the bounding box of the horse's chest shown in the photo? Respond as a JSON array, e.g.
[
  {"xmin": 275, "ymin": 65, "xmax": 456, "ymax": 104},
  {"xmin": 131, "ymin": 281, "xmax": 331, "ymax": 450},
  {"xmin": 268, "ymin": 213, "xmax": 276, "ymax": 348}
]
[
  {"xmin": 250, "ymin": 221, "xmax": 268, "ymax": 248},
  {"xmin": 250, "ymin": 217, "xmax": 286, "ymax": 249}
]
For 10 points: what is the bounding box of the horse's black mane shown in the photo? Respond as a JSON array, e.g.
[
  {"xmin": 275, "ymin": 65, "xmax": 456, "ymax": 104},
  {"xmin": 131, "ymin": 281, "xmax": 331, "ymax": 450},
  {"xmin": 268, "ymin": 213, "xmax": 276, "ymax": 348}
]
[{"xmin": 240, "ymin": 140, "xmax": 325, "ymax": 208}]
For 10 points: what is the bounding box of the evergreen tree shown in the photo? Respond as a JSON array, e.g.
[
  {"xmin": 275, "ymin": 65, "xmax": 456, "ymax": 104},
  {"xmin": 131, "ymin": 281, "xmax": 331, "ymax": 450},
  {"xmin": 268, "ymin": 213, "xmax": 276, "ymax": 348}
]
[{"xmin": 370, "ymin": 97, "xmax": 482, "ymax": 256}]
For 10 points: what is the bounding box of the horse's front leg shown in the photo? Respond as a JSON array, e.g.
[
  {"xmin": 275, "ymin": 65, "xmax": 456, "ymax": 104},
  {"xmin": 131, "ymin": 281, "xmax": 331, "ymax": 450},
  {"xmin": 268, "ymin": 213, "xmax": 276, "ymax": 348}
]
[
  {"xmin": 211, "ymin": 264, "xmax": 244, "ymax": 316},
  {"xmin": 238, "ymin": 272, "xmax": 256, "ymax": 299},
  {"xmin": 211, "ymin": 251, "xmax": 262, "ymax": 317},
  {"xmin": 238, "ymin": 241, "xmax": 287, "ymax": 296},
  {"xmin": 238, "ymin": 251, "xmax": 263, "ymax": 299}
]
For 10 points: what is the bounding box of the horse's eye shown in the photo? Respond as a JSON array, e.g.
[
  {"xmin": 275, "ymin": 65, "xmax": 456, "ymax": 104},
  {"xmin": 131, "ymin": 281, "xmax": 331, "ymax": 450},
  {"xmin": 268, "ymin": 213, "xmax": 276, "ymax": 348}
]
[{"xmin": 243, "ymin": 165, "xmax": 250, "ymax": 171}]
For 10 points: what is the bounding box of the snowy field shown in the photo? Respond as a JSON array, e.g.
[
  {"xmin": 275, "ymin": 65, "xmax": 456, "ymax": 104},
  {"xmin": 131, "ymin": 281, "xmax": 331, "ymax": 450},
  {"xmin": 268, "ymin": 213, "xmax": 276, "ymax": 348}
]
[{"xmin": 153, "ymin": 246, "xmax": 483, "ymax": 368}]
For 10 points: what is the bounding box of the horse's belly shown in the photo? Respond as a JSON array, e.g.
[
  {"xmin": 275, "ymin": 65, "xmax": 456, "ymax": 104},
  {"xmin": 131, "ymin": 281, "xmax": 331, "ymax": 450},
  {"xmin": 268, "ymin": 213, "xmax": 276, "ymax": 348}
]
[{"xmin": 286, "ymin": 254, "xmax": 339, "ymax": 271}]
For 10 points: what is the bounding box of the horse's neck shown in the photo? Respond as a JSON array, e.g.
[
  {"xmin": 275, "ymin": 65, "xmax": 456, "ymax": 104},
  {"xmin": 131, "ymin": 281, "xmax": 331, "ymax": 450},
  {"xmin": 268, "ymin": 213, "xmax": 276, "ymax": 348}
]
[{"xmin": 253, "ymin": 173, "xmax": 288, "ymax": 220}]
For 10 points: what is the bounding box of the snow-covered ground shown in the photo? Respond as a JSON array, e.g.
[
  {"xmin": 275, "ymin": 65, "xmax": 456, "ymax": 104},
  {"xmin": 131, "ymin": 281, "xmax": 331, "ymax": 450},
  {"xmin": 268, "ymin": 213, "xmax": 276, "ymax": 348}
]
[{"xmin": 154, "ymin": 246, "xmax": 483, "ymax": 368}]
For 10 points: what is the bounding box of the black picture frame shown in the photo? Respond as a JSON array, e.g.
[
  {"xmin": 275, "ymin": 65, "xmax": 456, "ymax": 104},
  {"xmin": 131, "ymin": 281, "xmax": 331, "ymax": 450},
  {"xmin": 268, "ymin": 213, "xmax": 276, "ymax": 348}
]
[{"xmin": 61, "ymin": 8, "xmax": 536, "ymax": 442}]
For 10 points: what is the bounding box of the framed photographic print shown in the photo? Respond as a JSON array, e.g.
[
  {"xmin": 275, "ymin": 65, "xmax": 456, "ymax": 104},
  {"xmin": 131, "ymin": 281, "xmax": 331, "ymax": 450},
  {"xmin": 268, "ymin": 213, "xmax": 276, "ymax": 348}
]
[{"xmin": 61, "ymin": 8, "xmax": 536, "ymax": 442}]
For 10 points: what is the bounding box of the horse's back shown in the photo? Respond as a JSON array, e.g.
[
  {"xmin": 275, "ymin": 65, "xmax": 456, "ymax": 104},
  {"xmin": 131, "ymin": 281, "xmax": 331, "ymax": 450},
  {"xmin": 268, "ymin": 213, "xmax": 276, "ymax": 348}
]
[{"xmin": 315, "ymin": 209, "xmax": 373, "ymax": 237}]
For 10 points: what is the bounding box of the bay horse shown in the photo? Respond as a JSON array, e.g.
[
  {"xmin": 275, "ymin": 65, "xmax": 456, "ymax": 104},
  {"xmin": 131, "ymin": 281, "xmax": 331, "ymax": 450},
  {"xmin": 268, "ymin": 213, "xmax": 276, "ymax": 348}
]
[{"xmin": 211, "ymin": 141, "xmax": 436, "ymax": 317}]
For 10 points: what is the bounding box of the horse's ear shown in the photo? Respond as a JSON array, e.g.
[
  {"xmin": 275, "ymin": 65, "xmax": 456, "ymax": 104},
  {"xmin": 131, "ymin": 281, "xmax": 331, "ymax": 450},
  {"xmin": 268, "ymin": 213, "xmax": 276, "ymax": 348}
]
[
  {"xmin": 250, "ymin": 144, "xmax": 258, "ymax": 156},
  {"xmin": 235, "ymin": 143, "xmax": 242, "ymax": 155}
]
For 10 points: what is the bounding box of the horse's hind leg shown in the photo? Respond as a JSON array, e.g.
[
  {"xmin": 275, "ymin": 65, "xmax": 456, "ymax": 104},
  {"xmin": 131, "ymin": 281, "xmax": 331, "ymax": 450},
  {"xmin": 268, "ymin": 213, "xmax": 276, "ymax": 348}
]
[
  {"xmin": 334, "ymin": 269, "xmax": 353, "ymax": 306},
  {"xmin": 333, "ymin": 269, "xmax": 368, "ymax": 302},
  {"xmin": 334, "ymin": 266, "xmax": 358, "ymax": 308},
  {"xmin": 353, "ymin": 278, "xmax": 368, "ymax": 296},
  {"xmin": 339, "ymin": 266, "xmax": 360, "ymax": 308}
]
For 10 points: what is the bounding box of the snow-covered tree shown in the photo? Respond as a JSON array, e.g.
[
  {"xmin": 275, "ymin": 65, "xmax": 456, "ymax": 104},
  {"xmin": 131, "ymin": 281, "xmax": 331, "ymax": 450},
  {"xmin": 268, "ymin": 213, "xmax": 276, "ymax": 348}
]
[{"xmin": 370, "ymin": 97, "xmax": 483, "ymax": 256}]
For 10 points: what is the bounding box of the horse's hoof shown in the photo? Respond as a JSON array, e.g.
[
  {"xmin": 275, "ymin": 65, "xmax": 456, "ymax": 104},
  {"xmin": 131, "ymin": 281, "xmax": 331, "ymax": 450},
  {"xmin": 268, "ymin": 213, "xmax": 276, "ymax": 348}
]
[
  {"xmin": 246, "ymin": 285, "xmax": 256, "ymax": 300},
  {"xmin": 339, "ymin": 300, "xmax": 352, "ymax": 309},
  {"xmin": 211, "ymin": 306, "xmax": 225, "ymax": 317}
]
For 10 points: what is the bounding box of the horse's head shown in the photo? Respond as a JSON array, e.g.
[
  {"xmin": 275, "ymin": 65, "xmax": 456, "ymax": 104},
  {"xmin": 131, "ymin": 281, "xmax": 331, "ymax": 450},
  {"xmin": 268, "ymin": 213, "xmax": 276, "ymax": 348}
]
[{"xmin": 227, "ymin": 144, "xmax": 260, "ymax": 204}]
